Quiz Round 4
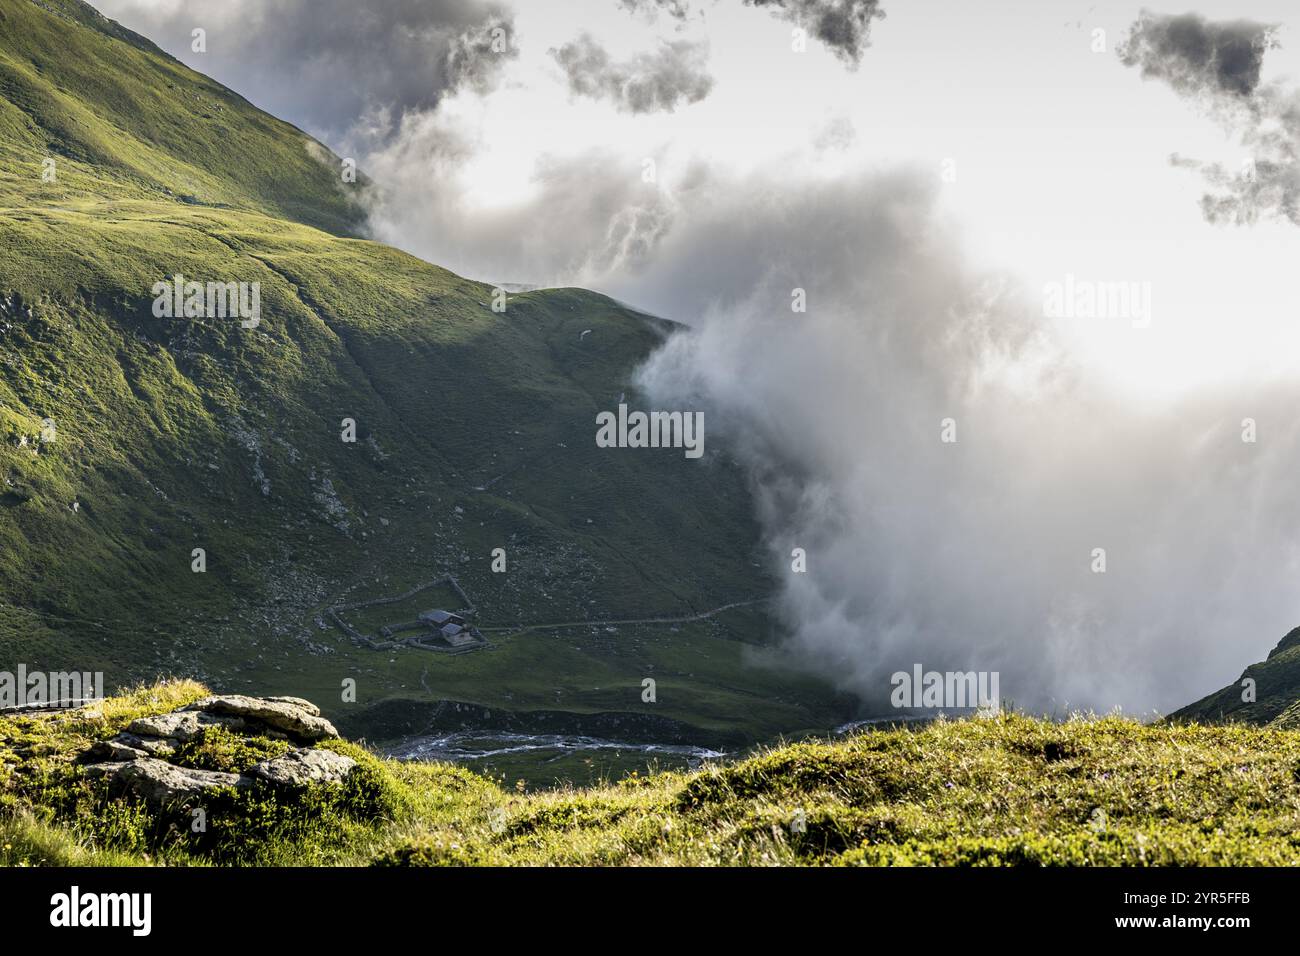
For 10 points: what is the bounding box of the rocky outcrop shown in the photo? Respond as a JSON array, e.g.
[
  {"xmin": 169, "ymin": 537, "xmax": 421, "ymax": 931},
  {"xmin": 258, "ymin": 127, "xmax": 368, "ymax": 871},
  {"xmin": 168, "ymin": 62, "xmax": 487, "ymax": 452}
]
[
  {"xmin": 86, "ymin": 736, "xmax": 154, "ymax": 761},
  {"xmin": 127, "ymin": 709, "xmax": 248, "ymax": 743},
  {"xmin": 251, "ymin": 748, "xmax": 357, "ymax": 789},
  {"xmin": 183, "ymin": 695, "xmax": 337, "ymax": 742},
  {"xmin": 80, "ymin": 695, "xmax": 355, "ymax": 808},
  {"xmin": 86, "ymin": 758, "xmax": 247, "ymax": 804}
]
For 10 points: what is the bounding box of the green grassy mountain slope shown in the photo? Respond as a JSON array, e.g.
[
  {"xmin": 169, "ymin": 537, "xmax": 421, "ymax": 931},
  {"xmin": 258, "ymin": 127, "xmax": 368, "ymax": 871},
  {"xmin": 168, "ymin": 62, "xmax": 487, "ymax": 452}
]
[
  {"xmin": 1172, "ymin": 626, "xmax": 1300, "ymax": 727},
  {"xmin": 0, "ymin": 0, "xmax": 846, "ymax": 754},
  {"xmin": 0, "ymin": 0, "xmax": 364, "ymax": 234}
]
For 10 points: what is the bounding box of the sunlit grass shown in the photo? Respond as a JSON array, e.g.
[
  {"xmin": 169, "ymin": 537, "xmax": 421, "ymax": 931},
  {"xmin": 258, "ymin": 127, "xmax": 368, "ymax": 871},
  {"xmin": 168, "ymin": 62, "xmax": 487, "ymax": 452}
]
[{"xmin": 6, "ymin": 683, "xmax": 1300, "ymax": 866}]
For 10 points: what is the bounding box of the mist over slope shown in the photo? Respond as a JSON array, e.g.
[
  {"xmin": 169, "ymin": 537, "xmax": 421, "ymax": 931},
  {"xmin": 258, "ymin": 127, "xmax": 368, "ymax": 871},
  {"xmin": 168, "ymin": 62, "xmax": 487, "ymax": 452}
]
[
  {"xmin": 629, "ymin": 164, "xmax": 1300, "ymax": 717},
  {"xmin": 0, "ymin": 0, "xmax": 843, "ymax": 745},
  {"xmin": 9, "ymin": 0, "xmax": 1299, "ymax": 728}
]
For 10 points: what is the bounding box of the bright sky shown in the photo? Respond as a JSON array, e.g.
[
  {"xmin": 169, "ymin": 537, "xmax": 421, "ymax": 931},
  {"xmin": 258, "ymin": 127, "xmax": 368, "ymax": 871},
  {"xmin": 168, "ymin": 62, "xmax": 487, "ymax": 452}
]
[
  {"xmin": 95, "ymin": 0, "xmax": 1300, "ymax": 401},
  {"xmin": 418, "ymin": 0, "xmax": 1300, "ymax": 402}
]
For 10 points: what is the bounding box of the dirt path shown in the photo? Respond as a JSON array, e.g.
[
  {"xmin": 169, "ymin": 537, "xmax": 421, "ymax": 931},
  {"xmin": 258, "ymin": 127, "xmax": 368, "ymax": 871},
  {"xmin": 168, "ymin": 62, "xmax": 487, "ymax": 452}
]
[{"xmin": 479, "ymin": 598, "xmax": 770, "ymax": 636}]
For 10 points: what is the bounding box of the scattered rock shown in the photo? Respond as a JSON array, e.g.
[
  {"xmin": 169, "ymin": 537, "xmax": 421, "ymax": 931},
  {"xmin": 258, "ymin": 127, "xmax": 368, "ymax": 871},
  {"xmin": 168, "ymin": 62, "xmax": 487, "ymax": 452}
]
[
  {"xmin": 251, "ymin": 748, "xmax": 356, "ymax": 789},
  {"xmin": 261, "ymin": 696, "xmax": 321, "ymax": 716},
  {"xmin": 183, "ymin": 695, "xmax": 337, "ymax": 742},
  {"xmin": 87, "ymin": 758, "xmax": 245, "ymax": 806},
  {"xmin": 126, "ymin": 710, "xmax": 246, "ymax": 742},
  {"xmin": 127, "ymin": 712, "xmax": 199, "ymax": 740},
  {"xmin": 78, "ymin": 695, "xmax": 349, "ymax": 805},
  {"xmin": 85, "ymin": 731, "xmax": 178, "ymax": 759},
  {"xmin": 121, "ymin": 732, "xmax": 178, "ymax": 757},
  {"xmin": 86, "ymin": 738, "xmax": 150, "ymax": 762}
]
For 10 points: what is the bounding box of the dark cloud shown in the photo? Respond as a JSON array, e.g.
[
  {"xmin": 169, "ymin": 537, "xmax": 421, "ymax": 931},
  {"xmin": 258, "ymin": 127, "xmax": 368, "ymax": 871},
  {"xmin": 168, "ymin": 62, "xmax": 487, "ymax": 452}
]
[
  {"xmin": 447, "ymin": 13, "xmax": 518, "ymax": 96},
  {"xmin": 90, "ymin": 0, "xmax": 517, "ymax": 143},
  {"xmin": 1118, "ymin": 11, "xmax": 1277, "ymax": 101},
  {"xmin": 744, "ymin": 0, "xmax": 886, "ymax": 67},
  {"xmin": 550, "ymin": 34, "xmax": 714, "ymax": 113},
  {"xmin": 1119, "ymin": 12, "xmax": 1300, "ymax": 227}
]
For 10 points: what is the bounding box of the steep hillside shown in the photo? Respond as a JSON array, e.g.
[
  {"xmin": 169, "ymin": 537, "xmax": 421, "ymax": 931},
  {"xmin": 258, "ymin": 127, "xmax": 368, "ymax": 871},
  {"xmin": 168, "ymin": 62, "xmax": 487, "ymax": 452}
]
[
  {"xmin": 1172, "ymin": 626, "xmax": 1300, "ymax": 727},
  {"xmin": 0, "ymin": 0, "xmax": 845, "ymax": 751},
  {"xmin": 0, "ymin": 0, "xmax": 364, "ymax": 233}
]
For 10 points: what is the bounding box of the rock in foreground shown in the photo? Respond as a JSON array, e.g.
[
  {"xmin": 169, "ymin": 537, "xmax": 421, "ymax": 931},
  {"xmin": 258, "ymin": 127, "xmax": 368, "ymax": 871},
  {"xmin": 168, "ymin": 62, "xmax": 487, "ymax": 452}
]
[
  {"xmin": 79, "ymin": 694, "xmax": 353, "ymax": 807},
  {"xmin": 183, "ymin": 695, "xmax": 337, "ymax": 742}
]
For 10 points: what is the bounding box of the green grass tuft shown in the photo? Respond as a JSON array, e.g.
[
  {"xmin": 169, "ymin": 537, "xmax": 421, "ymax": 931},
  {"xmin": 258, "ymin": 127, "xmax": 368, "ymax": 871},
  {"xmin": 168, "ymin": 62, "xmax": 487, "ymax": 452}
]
[{"xmin": 6, "ymin": 685, "xmax": 1300, "ymax": 866}]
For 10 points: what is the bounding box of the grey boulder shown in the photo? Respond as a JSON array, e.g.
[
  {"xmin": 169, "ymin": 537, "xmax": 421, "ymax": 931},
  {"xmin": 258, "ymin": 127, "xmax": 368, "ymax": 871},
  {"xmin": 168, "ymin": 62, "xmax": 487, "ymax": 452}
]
[
  {"xmin": 251, "ymin": 748, "xmax": 356, "ymax": 789},
  {"xmin": 86, "ymin": 738, "xmax": 152, "ymax": 762},
  {"xmin": 184, "ymin": 695, "xmax": 338, "ymax": 742},
  {"xmin": 126, "ymin": 710, "xmax": 247, "ymax": 743},
  {"xmin": 87, "ymin": 758, "xmax": 245, "ymax": 806}
]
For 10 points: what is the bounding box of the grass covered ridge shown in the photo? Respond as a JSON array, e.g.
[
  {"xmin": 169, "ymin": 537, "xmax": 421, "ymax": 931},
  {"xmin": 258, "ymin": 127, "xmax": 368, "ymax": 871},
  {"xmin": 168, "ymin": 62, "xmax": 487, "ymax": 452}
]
[
  {"xmin": 4, "ymin": 682, "xmax": 1300, "ymax": 866},
  {"xmin": 0, "ymin": 0, "xmax": 838, "ymax": 745}
]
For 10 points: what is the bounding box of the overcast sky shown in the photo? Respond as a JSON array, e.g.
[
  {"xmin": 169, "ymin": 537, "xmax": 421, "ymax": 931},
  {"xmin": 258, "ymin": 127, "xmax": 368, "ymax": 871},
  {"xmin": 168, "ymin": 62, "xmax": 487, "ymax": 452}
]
[{"xmin": 88, "ymin": 0, "xmax": 1300, "ymax": 715}]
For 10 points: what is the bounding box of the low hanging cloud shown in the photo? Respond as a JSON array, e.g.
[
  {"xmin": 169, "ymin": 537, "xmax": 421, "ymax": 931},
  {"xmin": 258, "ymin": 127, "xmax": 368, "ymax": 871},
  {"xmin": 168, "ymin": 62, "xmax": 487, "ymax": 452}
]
[
  {"xmin": 744, "ymin": 0, "xmax": 886, "ymax": 67},
  {"xmin": 1171, "ymin": 135, "xmax": 1300, "ymax": 227},
  {"xmin": 86, "ymin": 1, "xmax": 1300, "ymax": 716},
  {"xmin": 89, "ymin": 0, "xmax": 517, "ymax": 145},
  {"xmin": 363, "ymin": 107, "xmax": 686, "ymax": 285},
  {"xmin": 624, "ymin": 164, "xmax": 1300, "ymax": 716},
  {"xmin": 326, "ymin": 41, "xmax": 1300, "ymax": 716},
  {"xmin": 447, "ymin": 12, "xmax": 520, "ymax": 97},
  {"xmin": 1119, "ymin": 11, "xmax": 1300, "ymax": 226},
  {"xmin": 551, "ymin": 34, "xmax": 715, "ymax": 113}
]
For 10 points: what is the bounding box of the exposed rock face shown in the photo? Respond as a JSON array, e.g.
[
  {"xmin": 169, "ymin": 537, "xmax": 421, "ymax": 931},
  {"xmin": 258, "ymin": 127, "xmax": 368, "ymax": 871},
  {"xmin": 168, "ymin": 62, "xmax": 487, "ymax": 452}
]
[
  {"xmin": 86, "ymin": 737, "xmax": 151, "ymax": 762},
  {"xmin": 127, "ymin": 710, "xmax": 248, "ymax": 742},
  {"xmin": 251, "ymin": 748, "xmax": 357, "ymax": 789},
  {"xmin": 263, "ymin": 696, "xmax": 321, "ymax": 715},
  {"xmin": 86, "ymin": 758, "xmax": 245, "ymax": 805},
  {"xmin": 79, "ymin": 695, "xmax": 353, "ymax": 808},
  {"xmin": 183, "ymin": 695, "xmax": 337, "ymax": 743}
]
